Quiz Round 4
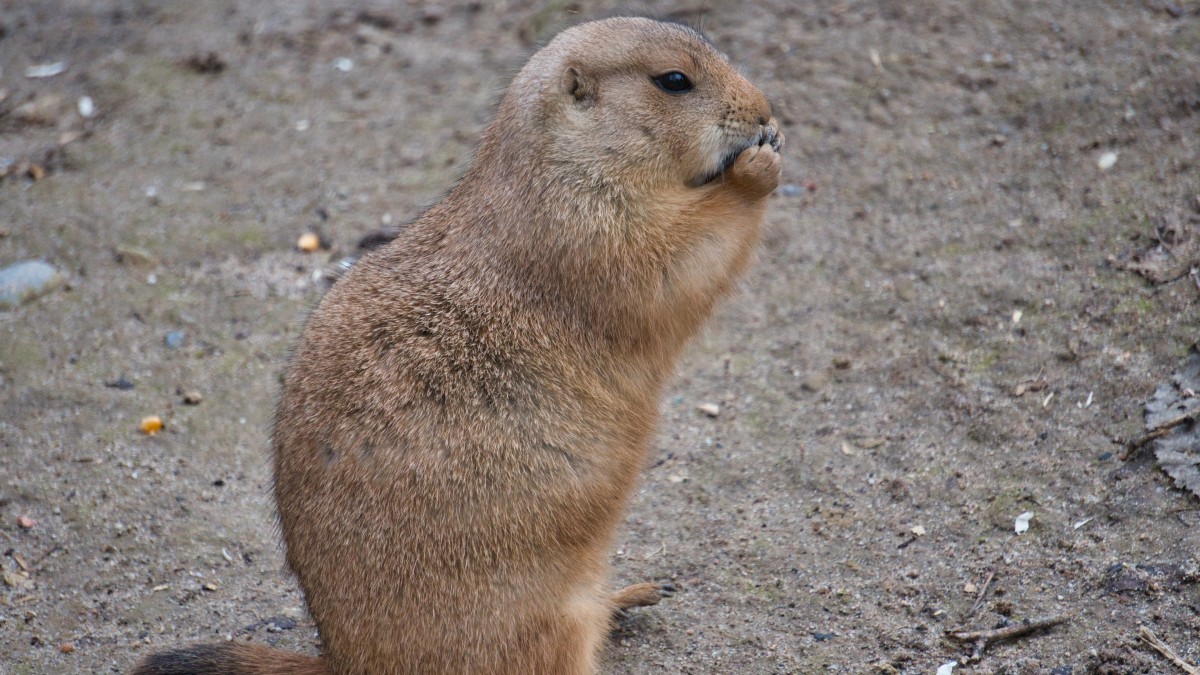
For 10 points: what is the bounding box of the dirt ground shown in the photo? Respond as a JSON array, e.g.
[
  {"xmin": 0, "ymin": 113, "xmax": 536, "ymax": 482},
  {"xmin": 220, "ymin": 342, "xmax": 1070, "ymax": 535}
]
[{"xmin": 2, "ymin": 1, "xmax": 1199, "ymax": 673}]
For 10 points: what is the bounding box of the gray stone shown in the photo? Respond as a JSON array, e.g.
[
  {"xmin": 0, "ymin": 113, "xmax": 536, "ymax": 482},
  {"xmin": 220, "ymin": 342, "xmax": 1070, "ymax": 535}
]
[{"xmin": 0, "ymin": 260, "xmax": 64, "ymax": 310}]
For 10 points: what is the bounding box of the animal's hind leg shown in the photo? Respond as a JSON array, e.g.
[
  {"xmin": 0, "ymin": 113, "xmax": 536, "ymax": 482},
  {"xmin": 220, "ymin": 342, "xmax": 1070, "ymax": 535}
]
[{"xmin": 609, "ymin": 581, "xmax": 676, "ymax": 619}]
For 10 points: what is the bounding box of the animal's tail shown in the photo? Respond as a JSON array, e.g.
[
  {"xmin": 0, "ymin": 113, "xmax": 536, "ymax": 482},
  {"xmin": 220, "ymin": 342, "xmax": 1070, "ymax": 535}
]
[{"xmin": 131, "ymin": 642, "xmax": 330, "ymax": 675}]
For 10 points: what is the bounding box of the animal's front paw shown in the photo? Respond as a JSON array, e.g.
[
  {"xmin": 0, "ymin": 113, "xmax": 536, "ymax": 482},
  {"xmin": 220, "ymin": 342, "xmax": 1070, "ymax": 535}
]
[
  {"xmin": 728, "ymin": 124, "xmax": 783, "ymax": 199},
  {"xmin": 761, "ymin": 120, "xmax": 785, "ymax": 153}
]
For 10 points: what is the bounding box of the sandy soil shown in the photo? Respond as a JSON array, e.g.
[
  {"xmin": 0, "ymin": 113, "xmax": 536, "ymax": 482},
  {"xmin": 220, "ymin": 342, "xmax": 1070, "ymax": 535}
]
[{"xmin": 2, "ymin": 1, "xmax": 1199, "ymax": 673}]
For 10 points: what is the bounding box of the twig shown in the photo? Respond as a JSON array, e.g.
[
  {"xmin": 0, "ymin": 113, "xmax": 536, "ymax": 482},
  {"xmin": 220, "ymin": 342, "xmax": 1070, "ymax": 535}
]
[
  {"xmin": 1140, "ymin": 626, "xmax": 1200, "ymax": 674},
  {"xmin": 643, "ymin": 541, "xmax": 666, "ymax": 560},
  {"xmin": 1161, "ymin": 267, "xmax": 1195, "ymax": 285},
  {"xmin": 1124, "ymin": 406, "xmax": 1200, "ymax": 458},
  {"xmin": 946, "ymin": 615, "xmax": 1067, "ymax": 662},
  {"xmin": 966, "ymin": 571, "xmax": 996, "ymax": 620},
  {"xmin": 31, "ymin": 544, "xmax": 62, "ymax": 569}
]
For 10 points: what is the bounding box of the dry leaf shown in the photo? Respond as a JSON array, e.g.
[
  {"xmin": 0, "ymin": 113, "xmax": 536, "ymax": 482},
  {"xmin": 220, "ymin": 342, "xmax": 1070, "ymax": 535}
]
[
  {"xmin": 1147, "ymin": 349, "xmax": 1200, "ymax": 498},
  {"xmin": 1115, "ymin": 210, "xmax": 1199, "ymax": 285},
  {"xmin": 3, "ymin": 571, "xmax": 31, "ymax": 588},
  {"xmin": 1156, "ymin": 447, "xmax": 1200, "ymax": 495}
]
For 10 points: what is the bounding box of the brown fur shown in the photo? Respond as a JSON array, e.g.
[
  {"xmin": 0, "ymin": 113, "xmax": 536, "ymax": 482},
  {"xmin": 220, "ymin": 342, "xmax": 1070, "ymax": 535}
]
[
  {"xmin": 131, "ymin": 643, "xmax": 328, "ymax": 675},
  {"xmin": 133, "ymin": 17, "xmax": 781, "ymax": 675}
]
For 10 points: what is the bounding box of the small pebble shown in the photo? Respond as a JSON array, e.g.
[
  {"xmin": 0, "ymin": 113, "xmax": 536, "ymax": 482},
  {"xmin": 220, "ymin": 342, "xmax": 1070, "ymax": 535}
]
[
  {"xmin": 105, "ymin": 376, "xmax": 136, "ymax": 390},
  {"xmin": 297, "ymin": 232, "xmax": 321, "ymax": 252},
  {"xmin": 58, "ymin": 642, "xmax": 75, "ymax": 654},
  {"xmin": 25, "ymin": 62, "xmax": 66, "ymax": 78},
  {"xmin": 0, "ymin": 260, "xmax": 64, "ymax": 310},
  {"xmin": 421, "ymin": 5, "xmax": 446, "ymax": 24},
  {"xmin": 800, "ymin": 371, "xmax": 829, "ymax": 393},
  {"xmin": 115, "ymin": 246, "xmax": 158, "ymax": 268},
  {"xmin": 333, "ymin": 57, "xmax": 354, "ymax": 72},
  {"xmin": 13, "ymin": 94, "xmax": 64, "ymax": 124},
  {"xmin": 279, "ymin": 606, "xmax": 304, "ymax": 621},
  {"xmin": 778, "ymin": 183, "xmax": 803, "ymax": 197},
  {"xmin": 266, "ymin": 616, "xmax": 297, "ymax": 631},
  {"xmin": 182, "ymin": 391, "xmax": 204, "ymax": 405},
  {"xmin": 164, "ymin": 330, "xmax": 187, "ymax": 349},
  {"xmin": 1097, "ymin": 151, "xmax": 1118, "ymax": 171},
  {"xmin": 140, "ymin": 416, "xmax": 164, "ymax": 435},
  {"xmin": 17, "ymin": 516, "xmax": 37, "ymax": 529},
  {"xmin": 697, "ymin": 402, "xmax": 720, "ymax": 417},
  {"xmin": 1014, "ymin": 510, "xmax": 1034, "ymax": 534},
  {"xmin": 185, "ymin": 52, "xmax": 227, "ymax": 75},
  {"xmin": 77, "ymin": 96, "xmax": 96, "ymax": 118}
]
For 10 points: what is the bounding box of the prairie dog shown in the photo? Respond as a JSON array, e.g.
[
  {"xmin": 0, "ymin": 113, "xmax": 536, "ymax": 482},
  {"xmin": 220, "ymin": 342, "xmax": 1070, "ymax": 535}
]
[{"xmin": 134, "ymin": 16, "xmax": 781, "ymax": 675}]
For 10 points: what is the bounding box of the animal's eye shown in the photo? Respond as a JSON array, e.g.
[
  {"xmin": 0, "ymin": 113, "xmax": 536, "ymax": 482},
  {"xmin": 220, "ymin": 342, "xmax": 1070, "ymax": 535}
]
[{"xmin": 652, "ymin": 71, "xmax": 693, "ymax": 94}]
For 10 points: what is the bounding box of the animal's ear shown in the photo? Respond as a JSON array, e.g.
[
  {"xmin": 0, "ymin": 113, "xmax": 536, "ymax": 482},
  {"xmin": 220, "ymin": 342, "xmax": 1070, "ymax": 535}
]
[{"xmin": 561, "ymin": 66, "xmax": 595, "ymax": 105}]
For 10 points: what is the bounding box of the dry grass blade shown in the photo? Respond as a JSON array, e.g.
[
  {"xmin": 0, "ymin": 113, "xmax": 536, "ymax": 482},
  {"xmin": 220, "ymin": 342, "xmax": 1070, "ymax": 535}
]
[
  {"xmin": 966, "ymin": 571, "xmax": 996, "ymax": 620},
  {"xmin": 1139, "ymin": 626, "xmax": 1200, "ymax": 674}
]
